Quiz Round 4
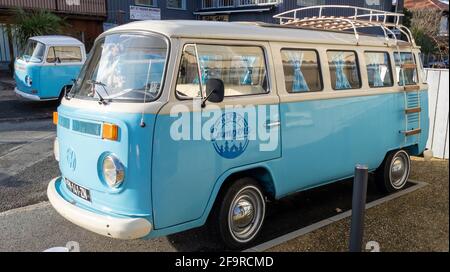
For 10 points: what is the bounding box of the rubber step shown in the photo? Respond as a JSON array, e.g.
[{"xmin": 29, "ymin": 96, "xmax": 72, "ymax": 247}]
[
  {"xmin": 402, "ymin": 128, "xmax": 422, "ymax": 136},
  {"xmin": 404, "ymin": 85, "xmax": 421, "ymax": 92},
  {"xmin": 405, "ymin": 107, "xmax": 421, "ymax": 114}
]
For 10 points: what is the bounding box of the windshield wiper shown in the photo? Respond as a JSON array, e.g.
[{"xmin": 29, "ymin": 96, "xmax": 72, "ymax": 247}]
[{"xmin": 87, "ymin": 80, "xmax": 110, "ymax": 105}]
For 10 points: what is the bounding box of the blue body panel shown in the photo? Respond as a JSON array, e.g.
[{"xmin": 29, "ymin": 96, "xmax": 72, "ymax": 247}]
[
  {"xmin": 271, "ymin": 91, "xmax": 428, "ymax": 198},
  {"xmin": 57, "ymin": 105, "xmax": 155, "ymax": 221},
  {"xmin": 14, "ymin": 59, "xmax": 40, "ymax": 94},
  {"xmin": 55, "ymin": 90, "xmax": 429, "ymax": 238},
  {"xmin": 152, "ymin": 105, "xmax": 281, "ymax": 229},
  {"xmin": 14, "ymin": 58, "xmax": 82, "ymax": 99}
]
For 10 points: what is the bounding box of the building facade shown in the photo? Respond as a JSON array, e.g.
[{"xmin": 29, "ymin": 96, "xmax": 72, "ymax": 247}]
[{"xmin": 105, "ymin": 0, "xmax": 400, "ymax": 27}]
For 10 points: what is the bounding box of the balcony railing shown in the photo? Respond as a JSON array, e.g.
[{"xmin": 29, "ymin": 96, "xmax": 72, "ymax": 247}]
[
  {"xmin": 202, "ymin": 0, "xmax": 280, "ymax": 9},
  {"xmin": 0, "ymin": 0, "xmax": 106, "ymax": 17}
]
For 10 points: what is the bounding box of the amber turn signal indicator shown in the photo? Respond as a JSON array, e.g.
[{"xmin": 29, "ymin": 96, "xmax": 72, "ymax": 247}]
[
  {"xmin": 53, "ymin": 112, "xmax": 58, "ymax": 125},
  {"xmin": 102, "ymin": 123, "xmax": 118, "ymax": 141}
]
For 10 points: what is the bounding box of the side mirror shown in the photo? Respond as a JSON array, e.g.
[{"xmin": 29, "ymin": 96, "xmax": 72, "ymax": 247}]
[{"xmin": 204, "ymin": 78, "xmax": 224, "ymax": 106}]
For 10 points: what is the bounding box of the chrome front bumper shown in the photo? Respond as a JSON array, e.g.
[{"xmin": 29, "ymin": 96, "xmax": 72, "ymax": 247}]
[
  {"xmin": 47, "ymin": 177, "xmax": 152, "ymax": 240},
  {"xmin": 14, "ymin": 87, "xmax": 56, "ymax": 101}
]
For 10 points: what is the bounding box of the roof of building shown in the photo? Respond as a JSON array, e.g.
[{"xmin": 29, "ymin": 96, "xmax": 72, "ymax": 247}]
[
  {"xmin": 404, "ymin": 0, "xmax": 449, "ymax": 11},
  {"xmin": 105, "ymin": 20, "xmax": 413, "ymax": 48},
  {"xmin": 30, "ymin": 35, "xmax": 83, "ymax": 46}
]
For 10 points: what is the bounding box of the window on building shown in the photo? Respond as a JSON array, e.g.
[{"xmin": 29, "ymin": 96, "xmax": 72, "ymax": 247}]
[
  {"xmin": 297, "ymin": 0, "xmax": 325, "ymax": 6},
  {"xmin": 439, "ymin": 15, "xmax": 448, "ymax": 36},
  {"xmin": 281, "ymin": 49, "xmax": 322, "ymax": 93},
  {"xmin": 176, "ymin": 44, "xmax": 268, "ymax": 98},
  {"xmin": 167, "ymin": 0, "xmax": 186, "ymax": 9},
  {"xmin": 364, "ymin": 51, "xmax": 393, "ymax": 88},
  {"xmin": 47, "ymin": 46, "xmax": 82, "ymax": 63},
  {"xmin": 135, "ymin": 0, "xmax": 156, "ymax": 6},
  {"xmin": 394, "ymin": 52, "xmax": 417, "ymax": 85},
  {"xmin": 327, "ymin": 50, "xmax": 361, "ymax": 90}
]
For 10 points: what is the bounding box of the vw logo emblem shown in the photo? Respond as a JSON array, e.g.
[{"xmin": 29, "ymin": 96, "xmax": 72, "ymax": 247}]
[{"xmin": 66, "ymin": 148, "xmax": 77, "ymax": 171}]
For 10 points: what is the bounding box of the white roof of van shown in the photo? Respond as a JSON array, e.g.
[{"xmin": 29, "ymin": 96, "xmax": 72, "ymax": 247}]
[
  {"xmin": 105, "ymin": 20, "xmax": 413, "ymax": 48},
  {"xmin": 30, "ymin": 35, "xmax": 83, "ymax": 46}
]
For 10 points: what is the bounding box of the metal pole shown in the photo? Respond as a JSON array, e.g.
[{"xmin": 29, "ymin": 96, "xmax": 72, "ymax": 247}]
[{"xmin": 349, "ymin": 164, "xmax": 368, "ymax": 252}]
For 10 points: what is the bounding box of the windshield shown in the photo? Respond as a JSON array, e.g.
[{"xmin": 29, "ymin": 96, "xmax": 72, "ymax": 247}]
[
  {"xmin": 71, "ymin": 33, "xmax": 168, "ymax": 103},
  {"xmin": 21, "ymin": 40, "xmax": 45, "ymax": 63}
]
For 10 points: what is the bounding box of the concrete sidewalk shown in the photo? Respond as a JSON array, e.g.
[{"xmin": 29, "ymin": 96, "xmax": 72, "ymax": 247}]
[{"xmin": 269, "ymin": 157, "xmax": 449, "ymax": 252}]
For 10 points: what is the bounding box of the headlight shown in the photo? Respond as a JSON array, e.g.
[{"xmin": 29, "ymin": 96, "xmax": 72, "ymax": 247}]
[
  {"xmin": 102, "ymin": 155, "xmax": 125, "ymax": 188},
  {"xmin": 53, "ymin": 137, "xmax": 59, "ymax": 162},
  {"xmin": 25, "ymin": 75, "xmax": 32, "ymax": 87}
]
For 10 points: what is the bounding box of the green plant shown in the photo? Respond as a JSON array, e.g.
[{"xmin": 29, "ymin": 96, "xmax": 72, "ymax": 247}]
[{"xmin": 13, "ymin": 8, "xmax": 68, "ymax": 48}]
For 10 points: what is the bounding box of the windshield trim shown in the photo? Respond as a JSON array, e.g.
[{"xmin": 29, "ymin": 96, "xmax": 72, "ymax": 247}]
[{"xmin": 71, "ymin": 30, "xmax": 171, "ymax": 104}]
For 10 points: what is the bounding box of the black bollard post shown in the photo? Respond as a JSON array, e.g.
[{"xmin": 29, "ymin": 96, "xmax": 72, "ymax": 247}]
[{"xmin": 349, "ymin": 164, "xmax": 368, "ymax": 252}]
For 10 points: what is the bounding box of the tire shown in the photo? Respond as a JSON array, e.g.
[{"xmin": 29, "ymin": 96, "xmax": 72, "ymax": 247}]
[
  {"xmin": 209, "ymin": 177, "xmax": 266, "ymax": 249},
  {"xmin": 375, "ymin": 150, "xmax": 411, "ymax": 193}
]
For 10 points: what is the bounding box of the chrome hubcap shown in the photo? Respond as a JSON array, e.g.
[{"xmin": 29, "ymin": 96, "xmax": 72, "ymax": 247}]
[
  {"xmin": 228, "ymin": 186, "xmax": 265, "ymax": 243},
  {"xmin": 389, "ymin": 151, "xmax": 410, "ymax": 189},
  {"xmin": 232, "ymin": 199, "xmax": 254, "ymax": 229}
]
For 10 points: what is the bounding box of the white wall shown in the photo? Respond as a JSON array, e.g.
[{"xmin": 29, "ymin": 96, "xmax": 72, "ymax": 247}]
[{"xmin": 425, "ymin": 69, "xmax": 449, "ymax": 159}]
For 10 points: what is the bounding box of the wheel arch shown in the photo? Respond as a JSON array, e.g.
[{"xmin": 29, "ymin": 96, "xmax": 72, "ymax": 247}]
[
  {"xmin": 377, "ymin": 144, "xmax": 417, "ymax": 170},
  {"xmin": 202, "ymin": 165, "xmax": 276, "ymax": 223}
]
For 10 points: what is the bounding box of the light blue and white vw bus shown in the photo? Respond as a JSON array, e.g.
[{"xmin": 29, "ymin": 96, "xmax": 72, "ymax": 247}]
[
  {"xmin": 48, "ymin": 11, "xmax": 432, "ymax": 249},
  {"xmin": 14, "ymin": 36, "xmax": 86, "ymax": 102}
]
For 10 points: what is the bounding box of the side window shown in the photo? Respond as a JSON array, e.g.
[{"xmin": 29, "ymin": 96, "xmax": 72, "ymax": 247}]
[
  {"xmin": 47, "ymin": 46, "xmax": 83, "ymax": 63},
  {"xmin": 395, "ymin": 52, "xmax": 417, "ymax": 85},
  {"xmin": 364, "ymin": 51, "xmax": 393, "ymax": 88},
  {"xmin": 46, "ymin": 47, "xmax": 56, "ymax": 63},
  {"xmin": 176, "ymin": 44, "xmax": 268, "ymax": 98},
  {"xmin": 176, "ymin": 45, "xmax": 202, "ymax": 98},
  {"xmin": 281, "ymin": 49, "xmax": 322, "ymax": 93},
  {"xmin": 327, "ymin": 50, "xmax": 361, "ymax": 90}
]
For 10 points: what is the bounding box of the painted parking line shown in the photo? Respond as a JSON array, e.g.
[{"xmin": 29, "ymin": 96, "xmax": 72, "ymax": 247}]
[{"xmin": 244, "ymin": 180, "xmax": 428, "ymax": 252}]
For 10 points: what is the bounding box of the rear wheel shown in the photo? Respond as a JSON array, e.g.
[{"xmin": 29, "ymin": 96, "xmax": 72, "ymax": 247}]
[
  {"xmin": 376, "ymin": 150, "xmax": 411, "ymax": 193},
  {"xmin": 209, "ymin": 177, "xmax": 266, "ymax": 249}
]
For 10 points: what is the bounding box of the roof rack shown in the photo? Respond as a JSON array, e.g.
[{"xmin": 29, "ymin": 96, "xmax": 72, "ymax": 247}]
[{"xmin": 273, "ymin": 5, "xmax": 415, "ymax": 46}]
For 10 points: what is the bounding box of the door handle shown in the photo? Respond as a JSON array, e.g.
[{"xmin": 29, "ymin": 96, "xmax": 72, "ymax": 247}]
[{"xmin": 265, "ymin": 121, "xmax": 280, "ymax": 128}]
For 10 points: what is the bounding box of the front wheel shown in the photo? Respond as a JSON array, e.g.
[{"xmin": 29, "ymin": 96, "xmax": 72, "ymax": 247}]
[
  {"xmin": 210, "ymin": 177, "xmax": 266, "ymax": 249},
  {"xmin": 376, "ymin": 150, "xmax": 411, "ymax": 193}
]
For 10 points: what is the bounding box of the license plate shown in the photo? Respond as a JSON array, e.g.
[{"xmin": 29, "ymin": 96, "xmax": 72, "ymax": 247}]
[{"xmin": 64, "ymin": 178, "xmax": 91, "ymax": 202}]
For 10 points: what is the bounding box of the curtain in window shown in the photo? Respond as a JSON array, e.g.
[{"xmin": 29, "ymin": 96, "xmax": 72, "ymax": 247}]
[
  {"xmin": 332, "ymin": 52, "xmax": 351, "ymax": 90},
  {"xmin": 285, "ymin": 51, "xmax": 309, "ymax": 92},
  {"xmin": 368, "ymin": 54, "xmax": 384, "ymax": 87},
  {"xmin": 193, "ymin": 55, "xmax": 211, "ymax": 84},
  {"xmin": 241, "ymin": 56, "xmax": 256, "ymax": 85}
]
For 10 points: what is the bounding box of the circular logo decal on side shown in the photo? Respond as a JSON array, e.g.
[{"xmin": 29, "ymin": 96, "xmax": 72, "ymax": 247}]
[
  {"xmin": 211, "ymin": 112, "xmax": 249, "ymax": 159},
  {"xmin": 66, "ymin": 148, "xmax": 77, "ymax": 172}
]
